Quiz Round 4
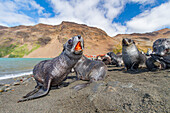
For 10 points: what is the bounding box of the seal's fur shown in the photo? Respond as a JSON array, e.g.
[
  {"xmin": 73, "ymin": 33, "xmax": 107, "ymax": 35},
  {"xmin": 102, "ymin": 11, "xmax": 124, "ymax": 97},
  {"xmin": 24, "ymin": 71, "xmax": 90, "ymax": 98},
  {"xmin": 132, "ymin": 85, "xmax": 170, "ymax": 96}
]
[
  {"xmin": 122, "ymin": 38, "xmax": 146, "ymax": 70},
  {"xmin": 72, "ymin": 55, "xmax": 107, "ymax": 91},
  {"xmin": 18, "ymin": 35, "xmax": 84, "ymax": 102},
  {"xmin": 146, "ymin": 38, "xmax": 170, "ymax": 70}
]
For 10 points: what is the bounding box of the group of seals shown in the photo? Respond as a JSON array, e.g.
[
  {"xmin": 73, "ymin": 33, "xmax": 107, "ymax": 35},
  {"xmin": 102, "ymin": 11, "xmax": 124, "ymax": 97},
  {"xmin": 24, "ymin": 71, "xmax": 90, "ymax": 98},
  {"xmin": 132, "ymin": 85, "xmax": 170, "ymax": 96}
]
[
  {"xmin": 122, "ymin": 38, "xmax": 146, "ymax": 70},
  {"xmin": 72, "ymin": 55, "xmax": 107, "ymax": 91},
  {"xmin": 106, "ymin": 52, "xmax": 123, "ymax": 67},
  {"xmin": 18, "ymin": 35, "xmax": 84, "ymax": 102},
  {"xmin": 18, "ymin": 34, "xmax": 169, "ymax": 102},
  {"xmin": 146, "ymin": 38, "xmax": 170, "ymax": 70}
]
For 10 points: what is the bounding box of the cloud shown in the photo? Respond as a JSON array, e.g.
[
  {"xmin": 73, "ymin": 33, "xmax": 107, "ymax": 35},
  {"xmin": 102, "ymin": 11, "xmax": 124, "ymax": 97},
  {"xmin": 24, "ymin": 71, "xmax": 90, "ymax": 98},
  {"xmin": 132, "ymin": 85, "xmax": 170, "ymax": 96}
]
[
  {"xmin": 0, "ymin": 0, "xmax": 50, "ymax": 26},
  {"xmin": 39, "ymin": 0, "xmax": 127, "ymax": 36},
  {"xmin": 1, "ymin": 0, "xmax": 169, "ymax": 37},
  {"xmin": 39, "ymin": 0, "xmax": 158, "ymax": 36},
  {"xmin": 128, "ymin": 0, "xmax": 155, "ymax": 4},
  {"xmin": 126, "ymin": 1, "xmax": 170, "ymax": 33}
]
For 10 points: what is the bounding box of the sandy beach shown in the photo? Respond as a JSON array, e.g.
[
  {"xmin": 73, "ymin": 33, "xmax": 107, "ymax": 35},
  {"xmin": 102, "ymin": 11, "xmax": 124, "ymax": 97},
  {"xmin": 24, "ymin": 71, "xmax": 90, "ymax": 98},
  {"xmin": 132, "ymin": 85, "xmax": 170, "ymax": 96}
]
[{"xmin": 0, "ymin": 66, "xmax": 170, "ymax": 113}]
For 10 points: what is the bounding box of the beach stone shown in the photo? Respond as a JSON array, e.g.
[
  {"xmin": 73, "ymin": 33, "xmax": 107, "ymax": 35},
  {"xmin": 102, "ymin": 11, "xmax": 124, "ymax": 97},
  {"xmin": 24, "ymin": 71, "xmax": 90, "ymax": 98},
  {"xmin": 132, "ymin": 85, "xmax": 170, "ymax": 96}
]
[
  {"xmin": 4, "ymin": 84, "xmax": 11, "ymax": 87},
  {"xmin": 0, "ymin": 86, "xmax": 7, "ymax": 92},
  {"xmin": 13, "ymin": 81, "xmax": 20, "ymax": 86},
  {"xmin": 0, "ymin": 83, "xmax": 4, "ymax": 86},
  {"xmin": 105, "ymin": 86, "xmax": 117, "ymax": 92},
  {"xmin": 4, "ymin": 87, "xmax": 11, "ymax": 92},
  {"xmin": 107, "ymin": 81, "xmax": 121, "ymax": 87},
  {"xmin": 121, "ymin": 83, "xmax": 134, "ymax": 88}
]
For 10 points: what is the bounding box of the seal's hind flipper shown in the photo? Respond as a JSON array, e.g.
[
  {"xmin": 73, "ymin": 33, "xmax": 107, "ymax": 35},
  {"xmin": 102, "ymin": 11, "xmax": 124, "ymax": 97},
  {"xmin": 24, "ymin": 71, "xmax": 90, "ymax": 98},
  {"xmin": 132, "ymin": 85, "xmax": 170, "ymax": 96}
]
[
  {"xmin": 23, "ymin": 86, "xmax": 40, "ymax": 98},
  {"xmin": 18, "ymin": 78, "xmax": 52, "ymax": 103},
  {"xmin": 18, "ymin": 88, "xmax": 49, "ymax": 103}
]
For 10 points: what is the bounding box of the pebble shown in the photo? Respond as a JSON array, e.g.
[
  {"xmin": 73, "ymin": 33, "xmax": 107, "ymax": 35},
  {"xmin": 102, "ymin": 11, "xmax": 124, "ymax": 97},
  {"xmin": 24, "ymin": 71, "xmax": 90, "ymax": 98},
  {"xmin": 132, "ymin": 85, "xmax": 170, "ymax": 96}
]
[
  {"xmin": 0, "ymin": 83, "xmax": 4, "ymax": 86},
  {"xmin": 13, "ymin": 81, "xmax": 20, "ymax": 86},
  {"xmin": 0, "ymin": 86, "xmax": 7, "ymax": 92},
  {"xmin": 4, "ymin": 84, "xmax": 11, "ymax": 87},
  {"xmin": 0, "ymin": 76, "xmax": 33, "ymax": 93},
  {"xmin": 121, "ymin": 83, "xmax": 134, "ymax": 88},
  {"xmin": 107, "ymin": 81, "xmax": 121, "ymax": 87},
  {"xmin": 4, "ymin": 87, "xmax": 11, "ymax": 92},
  {"xmin": 105, "ymin": 86, "xmax": 117, "ymax": 92}
]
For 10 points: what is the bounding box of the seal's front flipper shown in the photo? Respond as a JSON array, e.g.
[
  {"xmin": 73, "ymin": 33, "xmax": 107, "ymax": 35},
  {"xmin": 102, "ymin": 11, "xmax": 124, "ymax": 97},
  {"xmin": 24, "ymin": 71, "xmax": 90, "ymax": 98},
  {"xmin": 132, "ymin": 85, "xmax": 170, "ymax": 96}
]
[
  {"xmin": 71, "ymin": 82, "xmax": 91, "ymax": 91},
  {"xmin": 131, "ymin": 62, "xmax": 139, "ymax": 71},
  {"xmin": 18, "ymin": 77, "xmax": 52, "ymax": 103}
]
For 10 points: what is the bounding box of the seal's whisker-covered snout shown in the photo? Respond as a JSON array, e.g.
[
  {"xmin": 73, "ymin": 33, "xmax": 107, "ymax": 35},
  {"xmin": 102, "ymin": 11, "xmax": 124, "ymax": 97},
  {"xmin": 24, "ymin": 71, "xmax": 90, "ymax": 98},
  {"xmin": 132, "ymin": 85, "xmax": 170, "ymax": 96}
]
[
  {"xmin": 122, "ymin": 38, "xmax": 130, "ymax": 46},
  {"xmin": 78, "ymin": 35, "xmax": 81, "ymax": 39}
]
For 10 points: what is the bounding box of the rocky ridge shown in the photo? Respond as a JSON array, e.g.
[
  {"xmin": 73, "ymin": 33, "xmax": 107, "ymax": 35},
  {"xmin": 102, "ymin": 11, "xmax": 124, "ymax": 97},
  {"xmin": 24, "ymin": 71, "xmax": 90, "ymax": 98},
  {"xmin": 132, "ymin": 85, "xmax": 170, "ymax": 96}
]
[{"xmin": 0, "ymin": 22, "xmax": 169, "ymax": 58}]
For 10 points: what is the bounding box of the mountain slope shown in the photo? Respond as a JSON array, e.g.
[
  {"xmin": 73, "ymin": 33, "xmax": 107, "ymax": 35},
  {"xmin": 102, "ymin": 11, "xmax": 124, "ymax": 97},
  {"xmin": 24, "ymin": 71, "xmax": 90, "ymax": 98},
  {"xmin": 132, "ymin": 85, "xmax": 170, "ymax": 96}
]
[{"xmin": 0, "ymin": 22, "xmax": 169, "ymax": 58}]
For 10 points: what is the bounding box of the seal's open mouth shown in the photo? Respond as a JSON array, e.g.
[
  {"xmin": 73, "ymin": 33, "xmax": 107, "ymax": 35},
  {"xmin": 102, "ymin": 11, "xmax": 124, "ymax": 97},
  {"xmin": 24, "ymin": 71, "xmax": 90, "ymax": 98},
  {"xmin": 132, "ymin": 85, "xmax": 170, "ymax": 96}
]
[{"xmin": 75, "ymin": 41, "xmax": 82, "ymax": 51}]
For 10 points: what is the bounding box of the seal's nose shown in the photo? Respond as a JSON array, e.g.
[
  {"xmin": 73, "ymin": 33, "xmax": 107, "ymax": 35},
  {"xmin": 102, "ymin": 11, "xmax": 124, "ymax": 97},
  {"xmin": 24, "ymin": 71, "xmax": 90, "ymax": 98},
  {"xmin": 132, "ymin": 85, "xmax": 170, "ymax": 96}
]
[{"xmin": 78, "ymin": 35, "xmax": 81, "ymax": 39}]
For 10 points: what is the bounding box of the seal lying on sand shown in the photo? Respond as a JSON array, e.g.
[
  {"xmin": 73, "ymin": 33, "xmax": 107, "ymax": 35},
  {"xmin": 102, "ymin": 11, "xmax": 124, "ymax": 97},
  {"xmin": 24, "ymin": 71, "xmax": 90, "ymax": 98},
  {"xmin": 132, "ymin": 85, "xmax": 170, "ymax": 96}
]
[
  {"xmin": 18, "ymin": 35, "xmax": 84, "ymax": 102},
  {"xmin": 146, "ymin": 38, "xmax": 170, "ymax": 70},
  {"xmin": 106, "ymin": 52, "xmax": 123, "ymax": 67},
  {"xmin": 72, "ymin": 55, "xmax": 107, "ymax": 91},
  {"xmin": 122, "ymin": 38, "xmax": 146, "ymax": 70}
]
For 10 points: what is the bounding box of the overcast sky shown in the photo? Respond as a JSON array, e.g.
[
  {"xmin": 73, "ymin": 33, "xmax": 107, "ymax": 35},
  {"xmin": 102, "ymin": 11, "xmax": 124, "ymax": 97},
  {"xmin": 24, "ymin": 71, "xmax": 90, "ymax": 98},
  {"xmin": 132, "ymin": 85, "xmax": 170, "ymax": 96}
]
[{"xmin": 0, "ymin": 0, "xmax": 170, "ymax": 36}]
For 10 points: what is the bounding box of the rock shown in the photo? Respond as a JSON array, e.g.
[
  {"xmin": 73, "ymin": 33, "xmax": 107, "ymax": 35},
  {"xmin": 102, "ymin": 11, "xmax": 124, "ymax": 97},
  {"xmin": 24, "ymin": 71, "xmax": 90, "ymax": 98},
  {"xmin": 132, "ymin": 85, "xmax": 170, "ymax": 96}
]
[
  {"xmin": 4, "ymin": 87, "xmax": 11, "ymax": 92},
  {"xmin": 105, "ymin": 86, "xmax": 117, "ymax": 92},
  {"xmin": 13, "ymin": 81, "xmax": 20, "ymax": 86},
  {"xmin": 4, "ymin": 84, "xmax": 11, "ymax": 87},
  {"xmin": 0, "ymin": 86, "xmax": 7, "ymax": 92},
  {"xmin": 0, "ymin": 83, "xmax": 4, "ymax": 86},
  {"xmin": 121, "ymin": 83, "xmax": 134, "ymax": 88},
  {"xmin": 107, "ymin": 81, "xmax": 121, "ymax": 87}
]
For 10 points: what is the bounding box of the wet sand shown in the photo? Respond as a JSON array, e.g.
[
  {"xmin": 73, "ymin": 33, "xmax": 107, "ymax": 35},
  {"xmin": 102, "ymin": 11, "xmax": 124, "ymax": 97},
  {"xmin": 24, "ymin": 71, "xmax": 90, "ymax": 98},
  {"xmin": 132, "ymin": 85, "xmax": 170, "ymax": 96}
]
[{"xmin": 0, "ymin": 66, "xmax": 170, "ymax": 113}]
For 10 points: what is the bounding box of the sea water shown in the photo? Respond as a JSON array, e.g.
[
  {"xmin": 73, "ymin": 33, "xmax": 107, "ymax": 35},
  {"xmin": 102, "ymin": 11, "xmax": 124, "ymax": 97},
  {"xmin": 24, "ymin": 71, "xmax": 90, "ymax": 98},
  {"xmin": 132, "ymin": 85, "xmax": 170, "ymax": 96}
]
[{"xmin": 0, "ymin": 58, "xmax": 50, "ymax": 80}]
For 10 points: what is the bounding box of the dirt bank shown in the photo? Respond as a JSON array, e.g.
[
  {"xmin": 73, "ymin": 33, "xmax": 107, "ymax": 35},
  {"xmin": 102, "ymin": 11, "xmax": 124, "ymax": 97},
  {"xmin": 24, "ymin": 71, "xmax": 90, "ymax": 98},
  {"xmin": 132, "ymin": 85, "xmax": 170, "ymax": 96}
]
[{"xmin": 0, "ymin": 66, "xmax": 170, "ymax": 113}]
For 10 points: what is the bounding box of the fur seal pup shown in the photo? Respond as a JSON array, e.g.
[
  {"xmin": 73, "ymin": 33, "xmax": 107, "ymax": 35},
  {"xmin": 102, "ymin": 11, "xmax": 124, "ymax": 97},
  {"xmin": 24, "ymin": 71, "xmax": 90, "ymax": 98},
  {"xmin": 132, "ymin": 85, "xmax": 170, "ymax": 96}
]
[
  {"xmin": 18, "ymin": 35, "xmax": 84, "ymax": 102},
  {"xmin": 106, "ymin": 52, "xmax": 123, "ymax": 67},
  {"xmin": 146, "ymin": 38, "xmax": 170, "ymax": 70},
  {"xmin": 72, "ymin": 55, "xmax": 107, "ymax": 91},
  {"xmin": 122, "ymin": 38, "xmax": 146, "ymax": 70}
]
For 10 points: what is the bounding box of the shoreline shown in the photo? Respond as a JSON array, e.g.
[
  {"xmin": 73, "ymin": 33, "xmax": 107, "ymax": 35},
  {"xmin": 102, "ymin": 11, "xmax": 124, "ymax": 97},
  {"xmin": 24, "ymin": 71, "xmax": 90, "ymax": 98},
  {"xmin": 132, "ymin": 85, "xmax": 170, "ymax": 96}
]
[{"xmin": 0, "ymin": 74, "xmax": 33, "ymax": 93}]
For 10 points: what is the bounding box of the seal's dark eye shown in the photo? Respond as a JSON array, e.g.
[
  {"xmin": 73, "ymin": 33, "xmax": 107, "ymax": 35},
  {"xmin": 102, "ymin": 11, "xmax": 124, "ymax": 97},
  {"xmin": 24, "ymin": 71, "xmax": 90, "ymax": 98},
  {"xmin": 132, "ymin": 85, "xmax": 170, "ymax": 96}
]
[{"xmin": 68, "ymin": 39, "xmax": 72, "ymax": 45}]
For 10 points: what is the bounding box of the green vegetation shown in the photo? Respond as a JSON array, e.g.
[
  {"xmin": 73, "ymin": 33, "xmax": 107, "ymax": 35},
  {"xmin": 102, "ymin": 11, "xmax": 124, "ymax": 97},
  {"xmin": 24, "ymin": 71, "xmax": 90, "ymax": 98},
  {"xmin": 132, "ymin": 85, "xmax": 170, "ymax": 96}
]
[
  {"xmin": 26, "ymin": 44, "xmax": 40, "ymax": 55},
  {"xmin": 8, "ymin": 44, "xmax": 29, "ymax": 58},
  {"xmin": 0, "ymin": 42, "xmax": 40, "ymax": 58},
  {"xmin": 0, "ymin": 44, "xmax": 18, "ymax": 57},
  {"xmin": 112, "ymin": 44, "xmax": 122, "ymax": 54},
  {"xmin": 8, "ymin": 44, "xmax": 40, "ymax": 58}
]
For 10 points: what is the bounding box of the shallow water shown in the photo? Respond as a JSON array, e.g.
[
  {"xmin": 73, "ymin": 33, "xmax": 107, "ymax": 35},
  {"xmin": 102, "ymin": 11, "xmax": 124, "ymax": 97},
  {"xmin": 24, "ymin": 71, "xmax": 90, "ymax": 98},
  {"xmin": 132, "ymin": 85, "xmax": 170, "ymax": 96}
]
[{"xmin": 0, "ymin": 58, "xmax": 50, "ymax": 80}]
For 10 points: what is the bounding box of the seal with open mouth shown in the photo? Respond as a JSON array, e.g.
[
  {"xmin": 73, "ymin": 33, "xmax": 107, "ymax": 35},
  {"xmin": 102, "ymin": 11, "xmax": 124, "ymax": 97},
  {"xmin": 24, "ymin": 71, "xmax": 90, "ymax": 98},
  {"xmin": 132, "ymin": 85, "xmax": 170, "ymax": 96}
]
[
  {"xmin": 71, "ymin": 55, "xmax": 107, "ymax": 91},
  {"xmin": 122, "ymin": 38, "xmax": 146, "ymax": 70},
  {"xmin": 18, "ymin": 35, "xmax": 84, "ymax": 102}
]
